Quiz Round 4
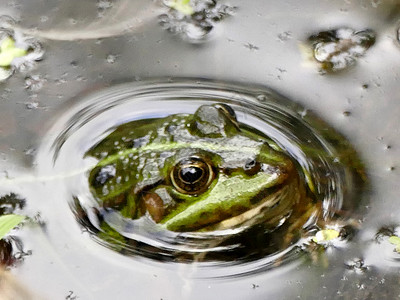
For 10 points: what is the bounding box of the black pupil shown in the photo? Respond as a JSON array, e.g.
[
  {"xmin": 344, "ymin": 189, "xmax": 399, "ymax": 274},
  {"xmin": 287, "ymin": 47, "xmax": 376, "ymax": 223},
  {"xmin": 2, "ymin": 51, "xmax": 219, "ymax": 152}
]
[{"xmin": 180, "ymin": 166, "xmax": 203, "ymax": 184}]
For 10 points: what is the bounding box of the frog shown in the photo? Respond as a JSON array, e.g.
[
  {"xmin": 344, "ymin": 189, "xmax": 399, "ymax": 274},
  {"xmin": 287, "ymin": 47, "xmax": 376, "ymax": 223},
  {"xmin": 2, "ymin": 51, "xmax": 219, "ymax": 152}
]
[{"xmin": 87, "ymin": 103, "xmax": 315, "ymax": 233}]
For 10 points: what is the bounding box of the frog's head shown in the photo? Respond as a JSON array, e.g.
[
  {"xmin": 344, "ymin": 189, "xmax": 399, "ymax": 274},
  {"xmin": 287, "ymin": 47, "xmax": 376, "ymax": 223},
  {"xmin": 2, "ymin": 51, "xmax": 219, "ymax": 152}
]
[{"xmin": 88, "ymin": 103, "xmax": 302, "ymax": 232}]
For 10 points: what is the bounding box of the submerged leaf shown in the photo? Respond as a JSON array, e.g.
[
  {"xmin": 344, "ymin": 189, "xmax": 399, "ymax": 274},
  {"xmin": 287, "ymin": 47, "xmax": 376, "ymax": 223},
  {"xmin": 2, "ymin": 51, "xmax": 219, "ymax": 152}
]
[{"xmin": 0, "ymin": 214, "xmax": 25, "ymax": 240}]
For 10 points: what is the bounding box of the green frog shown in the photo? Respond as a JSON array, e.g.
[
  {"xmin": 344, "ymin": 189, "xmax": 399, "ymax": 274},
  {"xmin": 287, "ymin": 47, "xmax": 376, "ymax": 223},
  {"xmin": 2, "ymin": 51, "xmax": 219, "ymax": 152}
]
[{"xmin": 87, "ymin": 103, "xmax": 314, "ymax": 233}]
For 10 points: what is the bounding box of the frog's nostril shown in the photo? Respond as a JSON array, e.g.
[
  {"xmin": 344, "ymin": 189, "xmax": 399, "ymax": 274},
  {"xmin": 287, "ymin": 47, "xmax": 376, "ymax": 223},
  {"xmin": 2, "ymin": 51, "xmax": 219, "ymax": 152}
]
[{"xmin": 244, "ymin": 159, "xmax": 261, "ymax": 175}]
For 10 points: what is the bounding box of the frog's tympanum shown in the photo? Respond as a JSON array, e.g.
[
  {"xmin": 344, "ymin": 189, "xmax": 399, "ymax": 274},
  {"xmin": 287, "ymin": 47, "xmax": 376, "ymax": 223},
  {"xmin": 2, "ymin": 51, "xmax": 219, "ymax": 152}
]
[{"xmin": 87, "ymin": 103, "xmax": 312, "ymax": 233}]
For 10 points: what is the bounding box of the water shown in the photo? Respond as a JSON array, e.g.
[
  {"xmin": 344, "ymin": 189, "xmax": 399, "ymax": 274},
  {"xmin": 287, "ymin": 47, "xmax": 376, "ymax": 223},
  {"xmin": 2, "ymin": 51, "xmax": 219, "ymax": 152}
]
[{"xmin": 0, "ymin": 0, "xmax": 399, "ymax": 299}]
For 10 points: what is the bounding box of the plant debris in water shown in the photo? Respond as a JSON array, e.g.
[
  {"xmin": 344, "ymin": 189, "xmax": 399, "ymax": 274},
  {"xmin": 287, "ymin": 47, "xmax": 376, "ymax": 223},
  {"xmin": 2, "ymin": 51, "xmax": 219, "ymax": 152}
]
[
  {"xmin": 165, "ymin": 0, "xmax": 194, "ymax": 16},
  {"xmin": 312, "ymin": 228, "xmax": 340, "ymax": 244},
  {"xmin": 308, "ymin": 28, "xmax": 376, "ymax": 73},
  {"xmin": 159, "ymin": 0, "xmax": 236, "ymax": 41},
  {"xmin": 388, "ymin": 235, "xmax": 400, "ymax": 253},
  {"xmin": 0, "ymin": 192, "xmax": 26, "ymax": 215},
  {"xmin": 0, "ymin": 16, "xmax": 44, "ymax": 81},
  {"xmin": 0, "ymin": 193, "xmax": 38, "ymax": 268},
  {"xmin": 0, "ymin": 214, "xmax": 25, "ymax": 240},
  {"xmin": 0, "ymin": 36, "xmax": 27, "ymax": 67}
]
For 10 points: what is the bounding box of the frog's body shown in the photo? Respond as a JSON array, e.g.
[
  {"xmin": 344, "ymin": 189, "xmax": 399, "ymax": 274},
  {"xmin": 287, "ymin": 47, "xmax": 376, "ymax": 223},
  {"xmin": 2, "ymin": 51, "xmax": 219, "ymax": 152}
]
[{"xmin": 87, "ymin": 103, "xmax": 311, "ymax": 232}]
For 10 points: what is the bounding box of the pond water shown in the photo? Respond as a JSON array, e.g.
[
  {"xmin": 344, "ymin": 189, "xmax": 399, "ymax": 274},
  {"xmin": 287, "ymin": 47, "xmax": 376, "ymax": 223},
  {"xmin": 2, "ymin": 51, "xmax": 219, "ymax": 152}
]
[{"xmin": 0, "ymin": 0, "xmax": 400, "ymax": 299}]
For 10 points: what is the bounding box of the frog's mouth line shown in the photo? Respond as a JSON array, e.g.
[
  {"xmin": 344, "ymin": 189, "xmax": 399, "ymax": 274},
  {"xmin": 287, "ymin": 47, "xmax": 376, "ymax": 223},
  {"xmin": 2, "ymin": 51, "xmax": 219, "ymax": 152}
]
[{"xmin": 198, "ymin": 178, "xmax": 303, "ymax": 233}]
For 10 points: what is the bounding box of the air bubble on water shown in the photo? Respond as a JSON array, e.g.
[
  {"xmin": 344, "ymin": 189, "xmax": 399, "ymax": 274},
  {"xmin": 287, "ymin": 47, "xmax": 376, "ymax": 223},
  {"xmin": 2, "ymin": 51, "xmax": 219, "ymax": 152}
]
[
  {"xmin": 25, "ymin": 100, "xmax": 40, "ymax": 110},
  {"xmin": 371, "ymin": 0, "xmax": 381, "ymax": 8},
  {"xmin": 158, "ymin": 0, "xmax": 235, "ymax": 42},
  {"xmin": 244, "ymin": 43, "xmax": 259, "ymax": 51},
  {"xmin": 184, "ymin": 23, "xmax": 210, "ymax": 40},
  {"xmin": 24, "ymin": 75, "xmax": 46, "ymax": 92},
  {"xmin": 345, "ymin": 258, "xmax": 369, "ymax": 274},
  {"xmin": 76, "ymin": 75, "xmax": 87, "ymax": 82},
  {"xmin": 97, "ymin": 0, "xmax": 114, "ymax": 17},
  {"xmin": 106, "ymin": 54, "xmax": 117, "ymax": 64},
  {"xmin": 342, "ymin": 111, "xmax": 351, "ymax": 117},
  {"xmin": 308, "ymin": 28, "xmax": 376, "ymax": 73},
  {"xmin": 24, "ymin": 147, "xmax": 36, "ymax": 157},
  {"xmin": 40, "ymin": 16, "xmax": 49, "ymax": 23},
  {"xmin": 277, "ymin": 31, "xmax": 292, "ymax": 42}
]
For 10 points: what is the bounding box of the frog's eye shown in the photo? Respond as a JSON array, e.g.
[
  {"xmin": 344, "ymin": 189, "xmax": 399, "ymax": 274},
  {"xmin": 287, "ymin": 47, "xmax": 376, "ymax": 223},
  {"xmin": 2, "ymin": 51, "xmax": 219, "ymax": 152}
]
[{"xmin": 171, "ymin": 157, "xmax": 214, "ymax": 195}]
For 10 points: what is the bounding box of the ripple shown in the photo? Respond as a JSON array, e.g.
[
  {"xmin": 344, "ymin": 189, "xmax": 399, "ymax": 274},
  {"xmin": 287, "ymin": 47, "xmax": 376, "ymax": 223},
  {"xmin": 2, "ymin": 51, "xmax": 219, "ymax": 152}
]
[{"xmin": 36, "ymin": 79, "xmax": 364, "ymax": 276}]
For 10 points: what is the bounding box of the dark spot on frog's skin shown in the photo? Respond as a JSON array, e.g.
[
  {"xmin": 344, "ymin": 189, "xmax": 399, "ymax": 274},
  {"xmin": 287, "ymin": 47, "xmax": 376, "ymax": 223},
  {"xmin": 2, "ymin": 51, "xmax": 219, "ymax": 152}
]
[
  {"xmin": 92, "ymin": 165, "xmax": 116, "ymax": 187},
  {"xmin": 166, "ymin": 124, "xmax": 177, "ymax": 134},
  {"xmin": 103, "ymin": 193, "xmax": 126, "ymax": 210}
]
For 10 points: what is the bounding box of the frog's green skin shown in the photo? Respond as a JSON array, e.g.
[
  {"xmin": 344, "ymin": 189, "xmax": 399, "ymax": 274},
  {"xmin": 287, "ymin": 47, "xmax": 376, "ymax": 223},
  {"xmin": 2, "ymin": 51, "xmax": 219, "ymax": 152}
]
[{"xmin": 87, "ymin": 103, "xmax": 311, "ymax": 232}]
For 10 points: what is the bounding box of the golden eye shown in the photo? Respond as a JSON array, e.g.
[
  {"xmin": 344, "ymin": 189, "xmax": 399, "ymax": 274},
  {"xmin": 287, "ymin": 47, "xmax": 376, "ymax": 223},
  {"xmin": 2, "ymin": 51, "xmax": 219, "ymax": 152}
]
[{"xmin": 171, "ymin": 157, "xmax": 214, "ymax": 195}]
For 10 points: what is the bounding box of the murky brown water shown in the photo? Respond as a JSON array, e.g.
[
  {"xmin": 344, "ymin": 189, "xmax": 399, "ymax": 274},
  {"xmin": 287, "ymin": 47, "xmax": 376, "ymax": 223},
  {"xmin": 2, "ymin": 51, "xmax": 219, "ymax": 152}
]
[{"xmin": 0, "ymin": 0, "xmax": 400, "ymax": 299}]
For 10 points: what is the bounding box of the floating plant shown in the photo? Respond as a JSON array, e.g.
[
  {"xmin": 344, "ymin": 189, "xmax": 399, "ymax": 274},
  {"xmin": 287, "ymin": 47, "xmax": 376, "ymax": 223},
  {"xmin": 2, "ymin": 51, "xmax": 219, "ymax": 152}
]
[
  {"xmin": 388, "ymin": 235, "xmax": 400, "ymax": 253},
  {"xmin": 159, "ymin": 0, "xmax": 236, "ymax": 41},
  {"xmin": 0, "ymin": 16, "xmax": 44, "ymax": 81},
  {"xmin": 0, "ymin": 214, "xmax": 25, "ymax": 240},
  {"xmin": 312, "ymin": 228, "xmax": 340, "ymax": 244},
  {"xmin": 0, "ymin": 193, "xmax": 29, "ymax": 268},
  {"xmin": 308, "ymin": 27, "xmax": 376, "ymax": 73}
]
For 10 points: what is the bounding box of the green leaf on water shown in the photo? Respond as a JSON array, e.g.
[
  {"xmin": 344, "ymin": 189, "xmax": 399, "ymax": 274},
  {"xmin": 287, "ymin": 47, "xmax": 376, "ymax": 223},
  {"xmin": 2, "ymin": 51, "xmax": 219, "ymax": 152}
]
[
  {"xmin": 389, "ymin": 235, "xmax": 400, "ymax": 253},
  {"xmin": 166, "ymin": 0, "xmax": 194, "ymax": 16},
  {"xmin": 312, "ymin": 229, "xmax": 340, "ymax": 243},
  {"xmin": 0, "ymin": 214, "xmax": 25, "ymax": 240},
  {"xmin": 0, "ymin": 36, "xmax": 27, "ymax": 67}
]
